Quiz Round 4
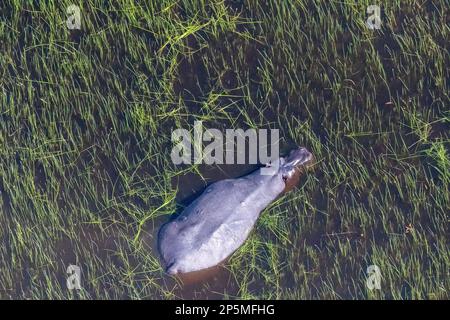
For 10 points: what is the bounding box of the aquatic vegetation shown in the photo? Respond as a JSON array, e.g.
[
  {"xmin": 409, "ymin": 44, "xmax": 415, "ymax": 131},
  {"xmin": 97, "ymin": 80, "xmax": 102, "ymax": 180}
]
[{"xmin": 0, "ymin": 0, "xmax": 448, "ymax": 299}]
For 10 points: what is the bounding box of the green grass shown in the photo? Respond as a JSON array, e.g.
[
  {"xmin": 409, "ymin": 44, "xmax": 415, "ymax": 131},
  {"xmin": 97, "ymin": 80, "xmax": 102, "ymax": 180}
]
[{"xmin": 0, "ymin": 0, "xmax": 448, "ymax": 299}]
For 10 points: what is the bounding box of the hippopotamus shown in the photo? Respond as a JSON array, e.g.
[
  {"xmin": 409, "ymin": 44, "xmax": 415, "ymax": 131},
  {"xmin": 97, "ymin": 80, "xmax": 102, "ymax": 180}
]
[{"xmin": 158, "ymin": 147, "xmax": 314, "ymax": 275}]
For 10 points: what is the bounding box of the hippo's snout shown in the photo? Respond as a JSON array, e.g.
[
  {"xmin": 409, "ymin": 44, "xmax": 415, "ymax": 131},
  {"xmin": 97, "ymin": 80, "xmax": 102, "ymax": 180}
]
[
  {"xmin": 285, "ymin": 147, "xmax": 313, "ymax": 167},
  {"xmin": 284, "ymin": 147, "xmax": 313, "ymax": 167},
  {"xmin": 281, "ymin": 147, "xmax": 314, "ymax": 184}
]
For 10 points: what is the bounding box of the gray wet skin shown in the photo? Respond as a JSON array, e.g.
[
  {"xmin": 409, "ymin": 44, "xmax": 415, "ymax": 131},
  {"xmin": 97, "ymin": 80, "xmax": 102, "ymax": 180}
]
[{"xmin": 158, "ymin": 147, "xmax": 313, "ymax": 274}]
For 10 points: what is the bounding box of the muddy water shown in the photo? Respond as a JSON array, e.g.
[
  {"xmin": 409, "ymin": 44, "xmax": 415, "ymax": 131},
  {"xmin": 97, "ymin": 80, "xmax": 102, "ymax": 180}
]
[
  {"xmin": 54, "ymin": 138, "xmax": 309, "ymax": 299},
  {"xmin": 54, "ymin": 162, "xmax": 264, "ymax": 299},
  {"xmin": 50, "ymin": 148, "xmax": 301, "ymax": 299}
]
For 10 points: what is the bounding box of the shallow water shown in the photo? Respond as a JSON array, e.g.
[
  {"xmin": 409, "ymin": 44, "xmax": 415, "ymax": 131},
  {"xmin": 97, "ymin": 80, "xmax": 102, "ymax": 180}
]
[{"xmin": 1, "ymin": 1, "xmax": 447, "ymax": 300}]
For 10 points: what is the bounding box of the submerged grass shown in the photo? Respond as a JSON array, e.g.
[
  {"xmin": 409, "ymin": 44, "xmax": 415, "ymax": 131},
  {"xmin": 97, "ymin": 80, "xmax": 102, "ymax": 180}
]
[{"xmin": 0, "ymin": 0, "xmax": 448, "ymax": 299}]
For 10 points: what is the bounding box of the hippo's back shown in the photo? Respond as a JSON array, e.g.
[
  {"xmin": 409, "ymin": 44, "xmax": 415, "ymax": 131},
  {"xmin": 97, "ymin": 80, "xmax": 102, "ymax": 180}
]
[{"xmin": 158, "ymin": 171, "xmax": 283, "ymax": 274}]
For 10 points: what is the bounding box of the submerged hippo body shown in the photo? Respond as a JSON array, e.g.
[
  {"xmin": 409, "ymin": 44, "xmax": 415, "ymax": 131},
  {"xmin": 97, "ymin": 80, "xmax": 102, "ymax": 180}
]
[{"xmin": 158, "ymin": 147, "xmax": 313, "ymax": 275}]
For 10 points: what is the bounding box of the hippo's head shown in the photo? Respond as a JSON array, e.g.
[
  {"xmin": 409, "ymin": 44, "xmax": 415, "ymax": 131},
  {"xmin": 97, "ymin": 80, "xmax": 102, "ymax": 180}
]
[{"xmin": 281, "ymin": 147, "xmax": 314, "ymax": 192}]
